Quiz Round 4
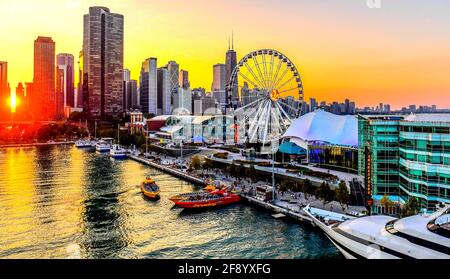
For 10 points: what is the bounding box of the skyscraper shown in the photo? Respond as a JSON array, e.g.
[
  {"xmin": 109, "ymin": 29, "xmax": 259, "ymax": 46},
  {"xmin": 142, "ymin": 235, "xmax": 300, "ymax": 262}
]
[
  {"xmin": 157, "ymin": 67, "xmax": 171, "ymax": 115},
  {"xmin": 83, "ymin": 6, "xmax": 124, "ymax": 119},
  {"xmin": 140, "ymin": 58, "xmax": 157, "ymax": 115},
  {"xmin": 179, "ymin": 70, "xmax": 189, "ymax": 89},
  {"xmin": 33, "ymin": 36, "xmax": 55, "ymax": 120},
  {"xmin": 128, "ymin": 80, "xmax": 138, "ymax": 109},
  {"xmin": 123, "ymin": 68, "xmax": 131, "ymax": 111},
  {"xmin": 56, "ymin": 53, "xmax": 75, "ymax": 111},
  {"xmin": 225, "ymin": 34, "xmax": 237, "ymax": 105},
  {"xmin": 173, "ymin": 87, "xmax": 192, "ymax": 115},
  {"xmin": 76, "ymin": 50, "xmax": 84, "ymax": 108},
  {"xmin": 166, "ymin": 61, "xmax": 179, "ymax": 95},
  {"xmin": 212, "ymin": 63, "xmax": 226, "ymax": 105},
  {"xmin": 56, "ymin": 66, "xmax": 65, "ymax": 117},
  {"xmin": 0, "ymin": 61, "xmax": 7, "ymax": 118}
]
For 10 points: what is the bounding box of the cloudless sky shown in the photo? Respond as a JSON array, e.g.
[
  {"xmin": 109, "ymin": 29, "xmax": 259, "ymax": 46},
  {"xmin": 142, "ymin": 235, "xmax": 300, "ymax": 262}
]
[{"xmin": 1, "ymin": 0, "xmax": 450, "ymax": 109}]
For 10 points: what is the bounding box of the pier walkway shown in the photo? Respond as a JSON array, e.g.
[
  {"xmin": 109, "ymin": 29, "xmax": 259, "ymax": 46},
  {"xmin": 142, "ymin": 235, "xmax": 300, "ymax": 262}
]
[{"xmin": 127, "ymin": 154, "xmax": 206, "ymax": 186}]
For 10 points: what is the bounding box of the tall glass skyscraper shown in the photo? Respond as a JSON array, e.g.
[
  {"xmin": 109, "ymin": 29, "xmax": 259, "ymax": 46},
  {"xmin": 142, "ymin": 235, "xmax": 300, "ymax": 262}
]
[
  {"xmin": 212, "ymin": 63, "xmax": 226, "ymax": 105},
  {"xmin": 140, "ymin": 58, "xmax": 158, "ymax": 115},
  {"xmin": 157, "ymin": 67, "xmax": 171, "ymax": 115},
  {"xmin": 83, "ymin": 6, "xmax": 124, "ymax": 119},
  {"xmin": 56, "ymin": 53, "xmax": 75, "ymax": 117},
  {"xmin": 0, "ymin": 61, "xmax": 7, "ymax": 118},
  {"xmin": 33, "ymin": 36, "xmax": 55, "ymax": 120},
  {"xmin": 358, "ymin": 114, "xmax": 450, "ymax": 214},
  {"xmin": 225, "ymin": 35, "xmax": 237, "ymax": 105}
]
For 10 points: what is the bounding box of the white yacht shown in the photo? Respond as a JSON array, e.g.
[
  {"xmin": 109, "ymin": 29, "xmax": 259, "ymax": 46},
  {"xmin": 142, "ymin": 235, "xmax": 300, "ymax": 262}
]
[
  {"xmin": 303, "ymin": 204, "xmax": 450, "ymax": 259},
  {"xmin": 75, "ymin": 139, "xmax": 93, "ymax": 148},
  {"xmin": 95, "ymin": 138, "xmax": 112, "ymax": 153},
  {"xmin": 109, "ymin": 144, "xmax": 127, "ymax": 159}
]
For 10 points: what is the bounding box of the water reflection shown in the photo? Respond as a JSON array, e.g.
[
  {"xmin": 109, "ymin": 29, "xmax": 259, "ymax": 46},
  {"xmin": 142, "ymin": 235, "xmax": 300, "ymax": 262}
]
[
  {"xmin": 82, "ymin": 154, "xmax": 127, "ymax": 258},
  {"xmin": 0, "ymin": 145, "xmax": 342, "ymax": 259}
]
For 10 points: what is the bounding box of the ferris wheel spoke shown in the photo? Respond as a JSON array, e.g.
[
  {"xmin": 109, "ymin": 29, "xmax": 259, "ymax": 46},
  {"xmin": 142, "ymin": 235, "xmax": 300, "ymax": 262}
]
[
  {"xmin": 270, "ymin": 104, "xmax": 284, "ymax": 137},
  {"xmin": 273, "ymin": 103, "xmax": 288, "ymax": 132},
  {"xmin": 262, "ymin": 54, "xmax": 270, "ymax": 90},
  {"xmin": 275, "ymin": 101, "xmax": 293, "ymax": 124},
  {"xmin": 238, "ymin": 71, "xmax": 260, "ymax": 89},
  {"xmin": 268, "ymin": 58, "xmax": 283, "ymax": 92},
  {"xmin": 249, "ymin": 100, "xmax": 270, "ymax": 142},
  {"xmin": 235, "ymin": 96, "xmax": 266, "ymax": 113},
  {"xmin": 272, "ymin": 66, "xmax": 291, "ymax": 92},
  {"xmin": 277, "ymin": 85, "xmax": 301, "ymax": 95},
  {"xmin": 262, "ymin": 101, "xmax": 273, "ymax": 143},
  {"xmin": 276, "ymin": 75, "xmax": 296, "ymax": 92},
  {"xmin": 252, "ymin": 56, "xmax": 268, "ymax": 91},
  {"xmin": 278, "ymin": 99, "xmax": 300, "ymax": 116},
  {"xmin": 268, "ymin": 54, "xmax": 275, "ymax": 91},
  {"xmin": 243, "ymin": 63, "xmax": 266, "ymax": 89}
]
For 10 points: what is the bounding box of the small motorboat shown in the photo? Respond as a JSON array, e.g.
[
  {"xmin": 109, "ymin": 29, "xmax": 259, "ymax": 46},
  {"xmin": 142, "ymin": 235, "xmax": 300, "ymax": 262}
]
[
  {"xmin": 172, "ymin": 189, "xmax": 241, "ymax": 209},
  {"xmin": 141, "ymin": 177, "xmax": 160, "ymax": 199}
]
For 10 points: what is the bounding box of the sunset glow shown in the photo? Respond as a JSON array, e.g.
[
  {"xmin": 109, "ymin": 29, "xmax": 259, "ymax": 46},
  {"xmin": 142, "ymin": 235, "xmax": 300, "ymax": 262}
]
[{"xmin": 1, "ymin": 0, "xmax": 450, "ymax": 109}]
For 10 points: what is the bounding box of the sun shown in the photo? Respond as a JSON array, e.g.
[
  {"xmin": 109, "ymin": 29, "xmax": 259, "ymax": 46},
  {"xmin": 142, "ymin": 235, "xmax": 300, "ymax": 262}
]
[{"xmin": 7, "ymin": 94, "xmax": 18, "ymax": 113}]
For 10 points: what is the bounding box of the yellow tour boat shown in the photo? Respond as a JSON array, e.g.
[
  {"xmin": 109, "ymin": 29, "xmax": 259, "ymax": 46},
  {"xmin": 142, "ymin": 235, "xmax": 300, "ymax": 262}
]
[{"xmin": 141, "ymin": 177, "xmax": 160, "ymax": 199}]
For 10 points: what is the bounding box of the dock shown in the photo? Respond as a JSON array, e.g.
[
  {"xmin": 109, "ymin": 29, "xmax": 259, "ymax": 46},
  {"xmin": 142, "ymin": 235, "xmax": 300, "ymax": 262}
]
[
  {"xmin": 242, "ymin": 195, "xmax": 312, "ymax": 223},
  {"xmin": 128, "ymin": 154, "xmax": 206, "ymax": 186}
]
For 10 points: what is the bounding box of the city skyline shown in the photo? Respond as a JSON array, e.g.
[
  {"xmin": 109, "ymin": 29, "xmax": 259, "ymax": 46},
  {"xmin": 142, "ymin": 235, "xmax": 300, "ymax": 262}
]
[{"xmin": 1, "ymin": 1, "xmax": 450, "ymax": 110}]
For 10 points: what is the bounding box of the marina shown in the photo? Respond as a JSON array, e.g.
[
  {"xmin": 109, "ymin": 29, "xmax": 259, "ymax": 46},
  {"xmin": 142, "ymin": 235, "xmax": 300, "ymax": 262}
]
[{"xmin": 0, "ymin": 145, "xmax": 341, "ymax": 259}]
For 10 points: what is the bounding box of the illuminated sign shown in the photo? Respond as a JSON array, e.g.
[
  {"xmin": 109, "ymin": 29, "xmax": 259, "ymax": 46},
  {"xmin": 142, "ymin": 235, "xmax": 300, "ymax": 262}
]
[{"xmin": 364, "ymin": 146, "xmax": 373, "ymax": 207}]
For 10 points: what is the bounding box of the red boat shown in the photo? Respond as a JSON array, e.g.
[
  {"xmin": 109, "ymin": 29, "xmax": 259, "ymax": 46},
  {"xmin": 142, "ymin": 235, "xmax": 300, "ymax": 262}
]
[{"xmin": 173, "ymin": 189, "xmax": 241, "ymax": 209}]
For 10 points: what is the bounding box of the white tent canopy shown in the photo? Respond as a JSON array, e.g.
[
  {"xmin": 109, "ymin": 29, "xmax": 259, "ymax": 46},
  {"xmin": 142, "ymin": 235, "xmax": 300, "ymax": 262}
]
[{"xmin": 281, "ymin": 109, "xmax": 358, "ymax": 149}]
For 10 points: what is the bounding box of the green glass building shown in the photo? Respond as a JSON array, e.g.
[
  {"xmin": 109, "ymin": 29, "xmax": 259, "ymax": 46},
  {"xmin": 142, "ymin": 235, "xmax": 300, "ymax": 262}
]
[{"xmin": 358, "ymin": 114, "xmax": 450, "ymax": 214}]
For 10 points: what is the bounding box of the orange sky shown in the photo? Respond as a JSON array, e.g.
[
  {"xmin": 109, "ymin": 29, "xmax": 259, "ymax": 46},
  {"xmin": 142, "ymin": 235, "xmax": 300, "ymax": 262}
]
[{"xmin": 1, "ymin": 0, "xmax": 450, "ymax": 109}]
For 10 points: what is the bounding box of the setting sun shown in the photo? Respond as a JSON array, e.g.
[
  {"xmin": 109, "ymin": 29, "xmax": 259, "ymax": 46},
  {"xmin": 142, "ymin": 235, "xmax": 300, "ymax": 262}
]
[{"xmin": 8, "ymin": 93, "xmax": 17, "ymax": 113}]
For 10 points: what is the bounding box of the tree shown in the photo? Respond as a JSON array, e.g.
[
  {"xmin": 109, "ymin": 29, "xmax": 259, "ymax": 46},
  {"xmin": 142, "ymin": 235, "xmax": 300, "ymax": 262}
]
[
  {"xmin": 401, "ymin": 197, "xmax": 421, "ymax": 217},
  {"xmin": 335, "ymin": 181, "xmax": 350, "ymax": 209},
  {"xmin": 315, "ymin": 182, "xmax": 334, "ymax": 204},
  {"xmin": 190, "ymin": 156, "xmax": 202, "ymax": 170},
  {"xmin": 302, "ymin": 179, "xmax": 313, "ymax": 198},
  {"xmin": 380, "ymin": 194, "xmax": 395, "ymax": 215}
]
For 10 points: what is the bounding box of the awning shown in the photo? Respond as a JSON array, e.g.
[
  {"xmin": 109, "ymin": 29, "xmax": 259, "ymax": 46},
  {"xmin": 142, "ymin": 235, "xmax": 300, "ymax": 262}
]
[
  {"xmin": 278, "ymin": 141, "xmax": 306, "ymax": 155},
  {"xmin": 192, "ymin": 135, "xmax": 206, "ymax": 143}
]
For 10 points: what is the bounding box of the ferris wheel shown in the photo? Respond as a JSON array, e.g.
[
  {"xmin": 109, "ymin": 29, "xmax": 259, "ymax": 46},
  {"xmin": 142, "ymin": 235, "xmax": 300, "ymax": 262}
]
[{"xmin": 228, "ymin": 49, "xmax": 304, "ymax": 145}]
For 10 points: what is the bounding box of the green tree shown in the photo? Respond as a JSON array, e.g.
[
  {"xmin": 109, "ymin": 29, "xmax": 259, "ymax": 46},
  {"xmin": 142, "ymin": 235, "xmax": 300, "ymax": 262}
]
[
  {"xmin": 401, "ymin": 197, "xmax": 421, "ymax": 217},
  {"xmin": 380, "ymin": 194, "xmax": 396, "ymax": 215},
  {"xmin": 190, "ymin": 156, "xmax": 202, "ymax": 170},
  {"xmin": 335, "ymin": 181, "xmax": 350, "ymax": 209},
  {"xmin": 316, "ymin": 182, "xmax": 334, "ymax": 203},
  {"xmin": 302, "ymin": 179, "xmax": 313, "ymax": 197}
]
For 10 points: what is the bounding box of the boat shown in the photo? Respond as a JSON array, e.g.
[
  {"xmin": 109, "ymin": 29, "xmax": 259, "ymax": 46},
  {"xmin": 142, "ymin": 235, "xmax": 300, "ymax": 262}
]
[
  {"xmin": 169, "ymin": 185, "xmax": 218, "ymax": 203},
  {"xmin": 303, "ymin": 204, "xmax": 450, "ymax": 259},
  {"xmin": 109, "ymin": 124, "xmax": 127, "ymax": 159},
  {"xmin": 75, "ymin": 139, "xmax": 93, "ymax": 148},
  {"xmin": 110, "ymin": 144, "xmax": 127, "ymax": 159},
  {"xmin": 140, "ymin": 177, "xmax": 160, "ymax": 199},
  {"xmin": 95, "ymin": 138, "xmax": 113, "ymax": 153},
  {"xmin": 172, "ymin": 189, "xmax": 241, "ymax": 209}
]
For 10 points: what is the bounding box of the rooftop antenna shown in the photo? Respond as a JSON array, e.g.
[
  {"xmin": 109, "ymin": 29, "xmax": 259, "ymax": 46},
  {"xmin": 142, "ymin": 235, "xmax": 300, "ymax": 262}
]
[
  {"xmin": 232, "ymin": 30, "xmax": 234, "ymax": 50},
  {"xmin": 228, "ymin": 36, "xmax": 230, "ymax": 51}
]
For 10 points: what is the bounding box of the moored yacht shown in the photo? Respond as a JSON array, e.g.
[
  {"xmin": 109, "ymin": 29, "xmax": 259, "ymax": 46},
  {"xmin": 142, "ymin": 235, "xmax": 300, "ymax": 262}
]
[
  {"xmin": 109, "ymin": 144, "xmax": 127, "ymax": 159},
  {"xmin": 95, "ymin": 138, "xmax": 113, "ymax": 153},
  {"xmin": 75, "ymin": 139, "xmax": 94, "ymax": 148},
  {"xmin": 303, "ymin": 204, "xmax": 450, "ymax": 259}
]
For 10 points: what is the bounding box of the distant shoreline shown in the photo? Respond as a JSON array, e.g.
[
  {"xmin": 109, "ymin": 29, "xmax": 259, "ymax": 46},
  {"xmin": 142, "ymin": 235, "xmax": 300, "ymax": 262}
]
[{"xmin": 0, "ymin": 141, "xmax": 75, "ymax": 149}]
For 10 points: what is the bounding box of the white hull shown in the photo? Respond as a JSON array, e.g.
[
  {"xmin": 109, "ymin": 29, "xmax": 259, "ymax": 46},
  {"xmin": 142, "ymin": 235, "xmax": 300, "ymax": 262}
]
[{"xmin": 303, "ymin": 207, "xmax": 450, "ymax": 259}]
